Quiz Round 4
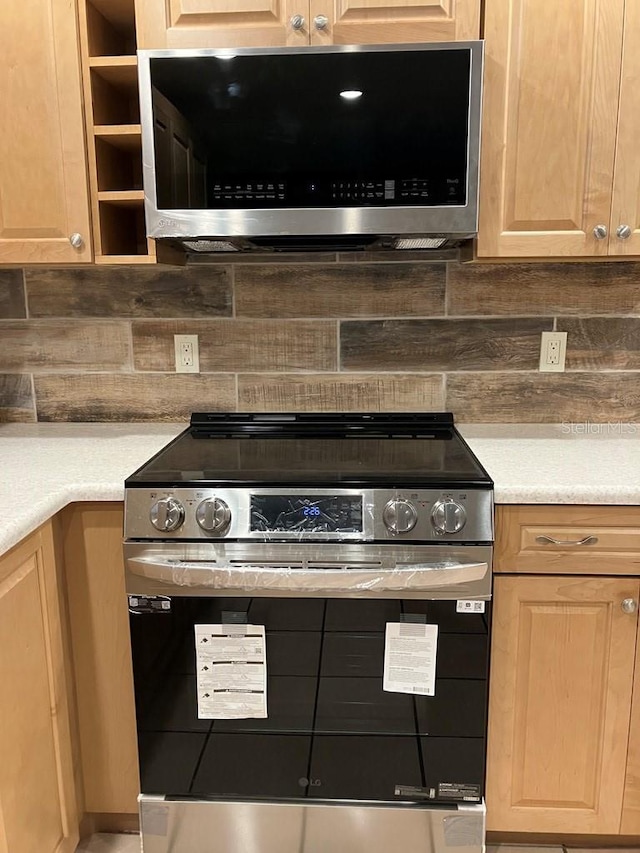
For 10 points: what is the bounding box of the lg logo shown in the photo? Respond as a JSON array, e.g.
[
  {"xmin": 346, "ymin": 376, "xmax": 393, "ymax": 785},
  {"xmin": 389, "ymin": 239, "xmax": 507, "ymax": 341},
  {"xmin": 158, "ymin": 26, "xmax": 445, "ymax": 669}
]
[{"xmin": 298, "ymin": 777, "xmax": 322, "ymax": 788}]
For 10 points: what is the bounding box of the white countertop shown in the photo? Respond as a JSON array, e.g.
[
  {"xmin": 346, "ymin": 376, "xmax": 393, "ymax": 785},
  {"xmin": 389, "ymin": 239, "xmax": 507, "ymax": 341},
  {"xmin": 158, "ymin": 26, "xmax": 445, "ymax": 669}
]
[
  {"xmin": 0, "ymin": 423, "xmax": 182, "ymax": 558},
  {"xmin": 462, "ymin": 423, "xmax": 640, "ymax": 505},
  {"xmin": 1, "ymin": 421, "xmax": 639, "ymax": 558}
]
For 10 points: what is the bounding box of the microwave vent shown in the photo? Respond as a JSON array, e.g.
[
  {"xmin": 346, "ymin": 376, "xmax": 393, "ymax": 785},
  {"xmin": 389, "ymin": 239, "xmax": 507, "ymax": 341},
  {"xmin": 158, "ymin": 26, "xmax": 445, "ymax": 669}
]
[
  {"xmin": 183, "ymin": 239, "xmax": 240, "ymax": 253},
  {"xmin": 393, "ymin": 237, "xmax": 448, "ymax": 250}
]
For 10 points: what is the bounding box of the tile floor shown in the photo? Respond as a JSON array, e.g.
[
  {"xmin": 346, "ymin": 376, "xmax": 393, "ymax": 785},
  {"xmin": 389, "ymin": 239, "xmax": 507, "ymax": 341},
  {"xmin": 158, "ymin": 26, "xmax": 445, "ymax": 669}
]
[
  {"xmin": 75, "ymin": 834, "xmax": 140, "ymax": 852},
  {"xmin": 76, "ymin": 837, "xmax": 640, "ymax": 853},
  {"xmin": 77, "ymin": 840, "xmax": 541, "ymax": 853},
  {"xmin": 75, "ymin": 838, "xmax": 639, "ymax": 853}
]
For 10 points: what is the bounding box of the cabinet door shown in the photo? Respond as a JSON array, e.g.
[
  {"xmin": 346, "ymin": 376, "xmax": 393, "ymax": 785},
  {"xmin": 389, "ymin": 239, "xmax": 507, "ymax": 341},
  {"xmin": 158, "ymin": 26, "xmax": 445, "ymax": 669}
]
[
  {"xmin": 308, "ymin": 0, "xmax": 479, "ymax": 45},
  {"xmin": 622, "ymin": 615, "xmax": 640, "ymax": 833},
  {"xmin": 0, "ymin": 525, "xmax": 78, "ymax": 853},
  {"xmin": 135, "ymin": 0, "xmax": 306, "ymax": 48},
  {"xmin": 62, "ymin": 503, "xmax": 140, "ymax": 815},
  {"xmin": 477, "ymin": 0, "xmax": 623, "ymax": 258},
  {"xmin": 610, "ymin": 1, "xmax": 640, "ymax": 256},
  {"xmin": 0, "ymin": 0, "xmax": 91, "ymax": 263},
  {"xmin": 487, "ymin": 574, "xmax": 638, "ymax": 834}
]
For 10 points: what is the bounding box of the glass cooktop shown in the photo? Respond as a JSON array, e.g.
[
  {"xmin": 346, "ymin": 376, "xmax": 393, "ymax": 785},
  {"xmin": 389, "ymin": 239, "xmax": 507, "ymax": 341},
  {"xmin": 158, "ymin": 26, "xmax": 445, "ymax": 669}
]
[{"xmin": 126, "ymin": 413, "xmax": 492, "ymax": 489}]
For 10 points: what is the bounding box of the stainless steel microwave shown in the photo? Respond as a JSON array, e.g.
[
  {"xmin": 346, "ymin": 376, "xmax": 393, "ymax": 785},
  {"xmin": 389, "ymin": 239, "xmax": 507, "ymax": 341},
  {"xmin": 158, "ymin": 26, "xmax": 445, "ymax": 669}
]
[{"xmin": 138, "ymin": 42, "xmax": 483, "ymax": 254}]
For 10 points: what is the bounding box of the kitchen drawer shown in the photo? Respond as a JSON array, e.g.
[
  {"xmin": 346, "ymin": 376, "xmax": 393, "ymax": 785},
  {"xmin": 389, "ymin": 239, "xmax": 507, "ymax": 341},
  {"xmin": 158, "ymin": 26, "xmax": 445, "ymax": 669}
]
[{"xmin": 495, "ymin": 505, "xmax": 640, "ymax": 574}]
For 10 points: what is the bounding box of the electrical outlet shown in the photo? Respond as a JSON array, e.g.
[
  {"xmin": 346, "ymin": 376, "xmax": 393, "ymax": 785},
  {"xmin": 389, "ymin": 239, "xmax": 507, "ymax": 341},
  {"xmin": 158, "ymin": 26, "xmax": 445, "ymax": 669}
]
[
  {"xmin": 174, "ymin": 334, "xmax": 200, "ymax": 373},
  {"xmin": 539, "ymin": 331, "xmax": 567, "ymax": 372}
]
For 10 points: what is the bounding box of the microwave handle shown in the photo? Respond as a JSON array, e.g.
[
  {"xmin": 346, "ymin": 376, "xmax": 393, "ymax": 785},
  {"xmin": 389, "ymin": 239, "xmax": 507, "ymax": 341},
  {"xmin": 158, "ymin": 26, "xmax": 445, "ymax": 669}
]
[{"xmin": 125, "ymin": 556, "xmax": 489, "ymax": 593}]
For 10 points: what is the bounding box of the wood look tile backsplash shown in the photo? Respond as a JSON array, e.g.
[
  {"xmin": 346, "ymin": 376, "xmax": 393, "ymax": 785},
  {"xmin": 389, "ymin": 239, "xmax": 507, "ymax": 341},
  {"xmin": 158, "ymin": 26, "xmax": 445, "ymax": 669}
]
[
  {"xmin": 0, "ymin": 320, "xmax": 131, "ymax": 371},
  {"xmin": 33, "ymin": 373, "xmax": 236, "ymax": 422},
  {"xmin": 25, "ymin": 266, "xmax": 232, "ymax": 318},
  {"xmin": 340, "ymin": 318, "xmax": 553, "ymax": 371},
  {"xmin": 1, "ymin": 258, "xmax": 639, "ymax": 422},
  {"xmin": 132, "ymin": 319, "xmax": 337, "ymax": 372},
  {"xmin": 234, "ymin": 263, "xmax": 446, "ymax": 318},
  {"xmin": 0, "ymin": 271, "xmax": 26, "ymax": 319},
  {"xmin": 237, "ymin": 373, "xmax": 444, "ymax": 413},
  {"xmin": 446, "ymin": 373, "xmax": 640, "ymax": 423},
  {"xmin": 0, "ymin": 374, "xmax": 34, "ymax": 421},
  {"xmin": 448, "ymin": 262, "xmax": 640, "ymax": 315},
  {"xmin": 558, "ymin": 318, "xmax": 640, "ymax": 370}
]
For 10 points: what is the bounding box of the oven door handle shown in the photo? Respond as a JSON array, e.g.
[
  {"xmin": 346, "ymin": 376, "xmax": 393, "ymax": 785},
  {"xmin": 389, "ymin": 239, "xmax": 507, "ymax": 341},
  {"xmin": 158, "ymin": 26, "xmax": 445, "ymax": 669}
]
[{"xmin": 126, "ymin": 556, "xmax": 489, "ymax": 593}]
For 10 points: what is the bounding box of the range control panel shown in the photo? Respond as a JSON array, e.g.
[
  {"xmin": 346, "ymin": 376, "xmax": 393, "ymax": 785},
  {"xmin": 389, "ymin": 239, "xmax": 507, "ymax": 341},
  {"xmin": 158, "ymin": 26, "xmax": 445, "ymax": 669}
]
[{"xmin": 125, "ymin": 487, "xmax": 493, "ymax": 543}]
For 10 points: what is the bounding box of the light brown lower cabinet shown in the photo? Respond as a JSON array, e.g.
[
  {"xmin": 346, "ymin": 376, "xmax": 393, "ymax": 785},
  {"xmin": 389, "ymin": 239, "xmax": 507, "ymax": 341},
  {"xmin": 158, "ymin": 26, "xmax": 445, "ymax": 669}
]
[
  {"xmin": 60, "ymin": 503, "xmax": 140, "ymax": 817},
  {"xmin": 487, "ymin": 572, "xmax": 640, "ymax": 835},
  {"xmin": 0, "ymin": 522, "xmax": 79, "ymax": 853},
  {"xmin": 7, "ymin": 501, "xmax": 640, "ymax": 841},
  {"xmin": 622, "ymin": 615, "xmax": 640, "ymax": 834}
]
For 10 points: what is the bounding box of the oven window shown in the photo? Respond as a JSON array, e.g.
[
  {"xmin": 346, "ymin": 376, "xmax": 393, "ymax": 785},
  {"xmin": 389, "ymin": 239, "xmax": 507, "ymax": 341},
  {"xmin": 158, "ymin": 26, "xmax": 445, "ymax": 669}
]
[{"xmin": 130, "ymin": 597, "xmax": 489, "ymax": 804}]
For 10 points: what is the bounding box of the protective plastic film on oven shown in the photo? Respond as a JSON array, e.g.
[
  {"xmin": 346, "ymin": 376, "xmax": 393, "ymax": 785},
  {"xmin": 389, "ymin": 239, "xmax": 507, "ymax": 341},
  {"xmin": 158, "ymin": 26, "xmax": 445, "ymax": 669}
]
[{"xmin": 130, "ymin": 557, "xmax": 489, "ymax": 593}]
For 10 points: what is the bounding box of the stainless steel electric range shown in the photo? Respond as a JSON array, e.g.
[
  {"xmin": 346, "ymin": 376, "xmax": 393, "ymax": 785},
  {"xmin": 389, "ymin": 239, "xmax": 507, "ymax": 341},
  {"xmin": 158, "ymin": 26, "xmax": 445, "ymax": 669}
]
[{"xmin": 123, "ymin": 412, "xmax": 494, "ymax": 853}]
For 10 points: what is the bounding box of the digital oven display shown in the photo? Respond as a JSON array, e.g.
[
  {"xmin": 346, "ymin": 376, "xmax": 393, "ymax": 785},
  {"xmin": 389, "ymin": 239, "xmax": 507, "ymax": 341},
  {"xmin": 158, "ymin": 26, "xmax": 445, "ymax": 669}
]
[{"xmin": 250, "ymin": 495, "xmax": 363, "ymax": 533}]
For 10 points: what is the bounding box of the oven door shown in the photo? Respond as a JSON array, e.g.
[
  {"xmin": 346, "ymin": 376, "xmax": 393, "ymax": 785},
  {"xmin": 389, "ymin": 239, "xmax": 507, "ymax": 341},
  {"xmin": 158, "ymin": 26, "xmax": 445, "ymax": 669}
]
[{"xmin": 126, "ymin": 542, "xmax": 490, "ymax": 853}]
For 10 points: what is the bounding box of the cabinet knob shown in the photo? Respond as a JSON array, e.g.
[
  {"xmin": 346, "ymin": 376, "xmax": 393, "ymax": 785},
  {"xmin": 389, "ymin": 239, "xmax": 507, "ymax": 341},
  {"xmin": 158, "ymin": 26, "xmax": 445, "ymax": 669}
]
[
  {"xmin": 617, "ymin": 224, "xmax": 632, "ymax": 240},
  {"xmin": 69, "ymin": 232, "xmax": 84, "ymax": 249},
  {"xmin": 290, "ymin": 13, "xmax": 305, "ymax": 29},
  {"xmin": 314, "ymin": 14, "xmax": 329, "ymax": 29},
  {"xmin": 592, "ymin": 224, "xmax": 608, "ymax": 240},
  {"xmin": 622, "ymin": 598, "xmax": 638, "ymax": 614}
]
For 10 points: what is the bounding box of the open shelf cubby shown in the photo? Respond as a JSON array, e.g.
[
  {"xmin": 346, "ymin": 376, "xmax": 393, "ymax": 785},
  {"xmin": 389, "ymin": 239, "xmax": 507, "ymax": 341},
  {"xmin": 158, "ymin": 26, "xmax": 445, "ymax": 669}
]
[
  {"xmin": 97, "ymin": 198, "xmax": 153, "ymax": 261},
  {"xmin": 95, "ymin": 132, "xmax": 143, "ymax": 192},
  {"xmin": 86, "ymin": 0, "xmax": 136, "ymax": 57},
  {"xmin": 90, "ymin": 63, "xmax": 140, "ymax": 126},
  {"xmin": 79, "ymin": 0, "xmax": 154, "ymax": 262}
]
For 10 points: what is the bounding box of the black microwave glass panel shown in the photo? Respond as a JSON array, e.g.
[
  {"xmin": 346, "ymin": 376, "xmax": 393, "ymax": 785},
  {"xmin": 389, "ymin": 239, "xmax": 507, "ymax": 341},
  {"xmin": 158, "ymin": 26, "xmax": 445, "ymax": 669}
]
[
  {"xmin": 250, "ymin": 494, "xmax": 363, "ymax": 532},
  {"xmin": 148, "ymin": 49, "xmax": 471, "ymax": 210}
]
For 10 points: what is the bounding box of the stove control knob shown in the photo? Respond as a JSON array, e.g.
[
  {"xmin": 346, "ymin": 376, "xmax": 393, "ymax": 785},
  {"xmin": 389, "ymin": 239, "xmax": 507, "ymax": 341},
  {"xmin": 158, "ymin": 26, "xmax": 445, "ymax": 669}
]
[
  {"xmin": 149, "ymin": 498, "xmax": 185, "ymax": 532},
  {"xmin": 383, "ymin": 499, "xmax": 418, "ymax": 535},
  {"xmin": 431, "ymin": 500, "xmax": 467, "ymax": 535},
  {"xmin": 196, "ymin": 498, "xmax": 231, "ymax": 534}
]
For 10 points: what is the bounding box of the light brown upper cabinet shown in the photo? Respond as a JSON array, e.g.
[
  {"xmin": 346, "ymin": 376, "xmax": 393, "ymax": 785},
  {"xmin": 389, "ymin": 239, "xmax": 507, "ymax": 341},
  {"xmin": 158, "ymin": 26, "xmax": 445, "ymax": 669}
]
[
  {"xmin": 610, "ymin": 0, "xmax": 640, "ymax": 255},
  {"xmin": 134, "ymin": 0, "xmax": 479, "ymax": 49},
  {"xmin": 0, "ymin": 0, "xmax": 92, "ymax": 263},
  {"xmin": 478, "ymin": 0, "xmax": 640, "ymax": 258}
]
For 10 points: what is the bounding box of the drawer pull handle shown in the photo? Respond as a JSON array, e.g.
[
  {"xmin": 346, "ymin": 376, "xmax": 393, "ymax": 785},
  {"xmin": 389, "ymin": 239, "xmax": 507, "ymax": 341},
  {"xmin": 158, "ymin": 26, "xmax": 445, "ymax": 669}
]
[
  {"xmin": 535, "ymin": 535, "xmax": 599, "ymax": 546},
  {"xmin": 622, "ymin": 598, "xmax": 638, "ymax": 615}
]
